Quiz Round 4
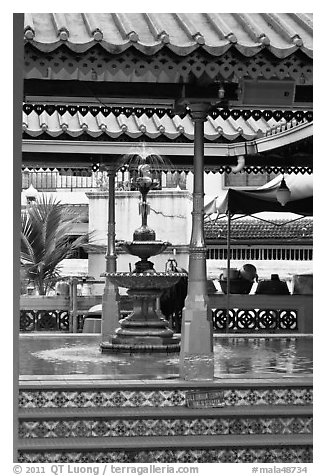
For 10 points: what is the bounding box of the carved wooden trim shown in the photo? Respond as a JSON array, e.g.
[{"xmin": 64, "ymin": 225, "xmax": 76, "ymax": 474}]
[{"xmin": 24, "ymin": 46, "xmax": 313, "ymax": 85}]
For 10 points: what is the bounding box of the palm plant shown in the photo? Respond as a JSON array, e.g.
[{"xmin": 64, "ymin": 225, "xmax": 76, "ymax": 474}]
[{"xmin": 21, "ymin": 195, "xmax": 89, "ymax": 295}]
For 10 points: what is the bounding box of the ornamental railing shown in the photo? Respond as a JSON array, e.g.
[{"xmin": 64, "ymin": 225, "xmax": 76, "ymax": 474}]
[
  {"xmin": 206, "ymin": 245, "xmax": 313, "ymax": 261},
  {"xmin": 21, "ymin": 169, "xmax": 131, "ymax": 191},
  {"xmin": 211, "ymin": 308, "xmax": 298, "ymax": 332},
  {"xmin": 19, "ymin": 295, "xmax": 102, "ymax": 333},
  {"xmin": 20, "ymin": 293, "xmax": 312, "ymax": 334},
  {"xmin": 21, "ymin": 169, "xmax": 187, "ymax": 191},
  {"xmin": 20, "ymin": 309, "xmax": 72, "ymax": 332},
  {"xmin": 209, "ymin": 294, "xmax": 312, "ymax": 334}
]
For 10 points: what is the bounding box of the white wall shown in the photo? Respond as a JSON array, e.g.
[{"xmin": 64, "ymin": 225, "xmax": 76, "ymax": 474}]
[
  {"xmin": 187, "ymin": 171, "xmax": 227, "ymax": 203},
  {"xmin": 87, "ymin": 189, "xmax": 193, "ymax": 245},
  {"xmin": 87, "ymin": 189, "xmax": 193, "ymax": 278}
]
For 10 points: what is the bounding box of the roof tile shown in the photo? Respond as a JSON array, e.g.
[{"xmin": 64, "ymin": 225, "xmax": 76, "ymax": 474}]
[
  {"xmin": 204, "ymin": 218, "xmax": 313, "ymax": 242},
  {"xmin": 22, "ymin": 106, "xmax": 304, "ymax": 141},
  {"xmin": 24, "ymin": 13, "xmax": 313, "ymax": 58}
]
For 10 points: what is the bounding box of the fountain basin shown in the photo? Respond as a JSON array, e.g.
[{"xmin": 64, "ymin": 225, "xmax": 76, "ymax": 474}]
[
  {"xmin": 105, "ymin": 272, "xmax": 187, "ymax": 290},
  {"xmin": 102, "ymin": 272, "xmax": 186, "ymax": 353},
  {"xmin": 19, "ymin": 334, "xmax": 313, "ymax": 379}
]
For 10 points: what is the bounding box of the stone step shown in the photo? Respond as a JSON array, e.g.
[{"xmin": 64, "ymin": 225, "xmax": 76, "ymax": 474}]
[
  {"xmin": 19, "ymin": 377, "xmax": 313, "ymax": 389},
  {"xmin": 19, "ymin": 403, "xmax": 313, "ymax": 439},
  {"xmin": 19, "ymin": 379, "xmax": 313, "ymax": 409},
  {"xmin": 18, "ymin": 437, "xmax": 313, "ymax": 463},
  {"xmin": 17, "ymin": 433, "xmax": 313, "ymax": 451},
  {"xmin": 18, "ymin": 415, "xmax": 312, "ymax": 439},
  {"xmin": 19, "ymin": 404, "xmax": 312, "ymax": 419}
]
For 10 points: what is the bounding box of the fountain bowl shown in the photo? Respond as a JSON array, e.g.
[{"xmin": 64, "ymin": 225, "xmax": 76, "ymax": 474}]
[
  {"xmin": 105, "ymin": 271, "xmax": 187, "ymax": 290},
  {"xmin": 121, "ymin": 241, "xmax": 171, "ymax": 260}
]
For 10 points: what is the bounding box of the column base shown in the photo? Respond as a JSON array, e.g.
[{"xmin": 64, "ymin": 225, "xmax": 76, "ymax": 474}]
[
  {"xmin": 179, "ymin": 300, "xmax": 214, "ymax": 380},
  {"xmin": 101, "ymin": 282, "xmax": 120, "ymax": 343},
  {"xmin": 179, "ymin": 354, "xmax": 215, "ymax": 380}
]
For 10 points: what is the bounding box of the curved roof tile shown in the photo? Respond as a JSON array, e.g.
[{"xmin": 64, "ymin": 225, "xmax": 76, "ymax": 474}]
[
  {"xmin": 22, "ymin": 107, "xmax": 304, "ymax": 141},
  {"xmin": 204, "ymin": 217, "xmax": 313, "ymax": 241},
  {"xmin": 24, "ymin": 13, "xmax": 313, "ymax": 58}
]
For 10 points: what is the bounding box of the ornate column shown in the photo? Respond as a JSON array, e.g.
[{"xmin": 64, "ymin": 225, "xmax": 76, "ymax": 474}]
[
  {"xmin": 179, "ymin": 102, "xmax": 214, "ymax": 380},
  {"xmin": 101, "ymin": 166, "xmax": 121, "ymax": 348}
]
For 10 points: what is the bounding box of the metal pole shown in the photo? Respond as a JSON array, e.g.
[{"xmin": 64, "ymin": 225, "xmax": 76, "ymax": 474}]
[
  {"xmin": 72, "ymin": 278, "xmax": 78, "ymax": 333},
  {"xmin": 101, "ymin": 166, "xmax": 121, "ymax": 347},
  {"xmin": 226, "ymin": 211, "xmax": 231, "ymax": 333},
  {"xmin": 107, "ymin": 173, "xmax": 116, "ymax": 273},
  {"xmin": 69, "ymin": 280, "xmax": 73, "ymax": 332}
]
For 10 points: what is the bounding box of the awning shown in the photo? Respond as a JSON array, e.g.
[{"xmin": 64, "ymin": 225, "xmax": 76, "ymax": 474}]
[
  {"xmin": 24, "ymin": 13, "xmax": 313, "ymax": 58},
  {"xmin": 215, "ymin": 174, "xmax": 313, "ymax": 216}
]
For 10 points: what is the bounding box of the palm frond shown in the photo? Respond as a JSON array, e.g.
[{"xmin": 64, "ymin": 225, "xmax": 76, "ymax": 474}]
[{"xmin": 21, "ymin": 195, "xmax": 89, "ymax": 295}]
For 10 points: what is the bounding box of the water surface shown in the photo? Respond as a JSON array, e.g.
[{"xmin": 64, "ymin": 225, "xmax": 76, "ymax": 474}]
[{"xmin": 19, "ymin": 334, "xmax": 312, "ymax": 379}]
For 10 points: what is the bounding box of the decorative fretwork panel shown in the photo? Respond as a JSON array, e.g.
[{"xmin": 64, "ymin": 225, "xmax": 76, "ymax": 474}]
[
  {"xmin": 279, "ymin": 310, "xmax": 298, "ymax": 330},
  {"xmin": 20, "ymin": 310, "xmax": 70, "ymax": 332},
  {"xmin": 212, "ymin": 308, "xmax": 298, "ymax": 332},
  {"xmin": 24, "ymin": 47, "xmax": 313, "ymax": 85},
  {"xmin": 213, "ymin": 166, "xmax": 313, "ymax": 175},
  {"xmin": 21, "ymin": 165, "xmax": 313, "ymax": 176},
  {"xmin": 22, "ymin": 101, "xmax": 314, "ymax": 123},
  {"xmin": 19, "ymin": 310, "xmax": 37, "ymax": 332},
  {"xmin": 257, "ymin": 310, "xmax": 279, "ymax": 330},
  {"xmin": 236, "ymin": 310, "xmax": 258, "ymax": 330}
]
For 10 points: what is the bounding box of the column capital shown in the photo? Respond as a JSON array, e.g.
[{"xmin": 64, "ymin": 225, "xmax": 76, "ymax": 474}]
[
  {"xmin": 104, "ymin": 164, "xmax": 119, "ymax": 175},
  {"xmin": 187, "ymin": 102, "xmax": 211, "ymax": 120},
  {"xmin": 175, "ymin": 100, "xmax": 211, "ymax": 121}
]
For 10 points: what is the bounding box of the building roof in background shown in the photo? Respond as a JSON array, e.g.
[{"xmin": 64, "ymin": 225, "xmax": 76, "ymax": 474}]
[
  {"xmin": 24, "ymin": 13, "xmax": 313, "ymax": 58},
  {"xmin": 204, "ymin": 217, "xmax": 313, "ymax": 243},
  {"xmin": 23, "ymin": 107, "xmax": 307, "ymax": 142}
]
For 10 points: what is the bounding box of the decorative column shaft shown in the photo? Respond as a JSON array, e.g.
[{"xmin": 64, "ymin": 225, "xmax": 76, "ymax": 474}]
[
  {"xmin": 179, "ymin": 103, "xmax": 214, "ymax": 380},
  {"xmin": 101, "ymin": 168, "xmax": 121, "ymax": 346},
  {"xmin": 107, "ymin": 173, "xmax": 117, "ymax": 273}
]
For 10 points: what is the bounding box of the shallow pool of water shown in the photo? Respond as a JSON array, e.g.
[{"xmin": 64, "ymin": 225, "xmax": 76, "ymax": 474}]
[{"xmin": 19, "ymin": 334, "xmax": 312, "ymax": 379}]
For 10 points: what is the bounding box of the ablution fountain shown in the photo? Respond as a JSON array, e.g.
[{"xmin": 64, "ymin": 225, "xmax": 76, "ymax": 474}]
[{"xmin": 100, "ymin": 161, "xmax": 187, "ymax": 353}]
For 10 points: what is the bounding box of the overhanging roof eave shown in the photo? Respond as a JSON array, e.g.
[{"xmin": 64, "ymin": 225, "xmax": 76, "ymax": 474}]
[{"xmin": 22, "ymin": 121, "xmax": 313, "ymax": 158}]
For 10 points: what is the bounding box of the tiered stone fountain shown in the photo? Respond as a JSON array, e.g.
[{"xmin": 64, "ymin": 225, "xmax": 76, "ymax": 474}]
[{"xmin": 101, "ymin": 163, "xmax": 186, "ymax": 353}]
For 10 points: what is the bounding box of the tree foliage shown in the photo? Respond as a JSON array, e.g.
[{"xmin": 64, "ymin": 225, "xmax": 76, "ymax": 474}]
[{"xmin": 21, "ymin": 195, "xmax": 89, "ymax": 295}]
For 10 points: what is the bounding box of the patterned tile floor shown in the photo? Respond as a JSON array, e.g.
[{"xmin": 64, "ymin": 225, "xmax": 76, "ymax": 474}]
[
  {"xmin": 19, "ymin": 415, "xmax": 313, "ymax": 438},
  {"xmin": 19, "ymin": 386, "xmax": 313, "ymax": 409},
  {"xmin": 18, "ymin": 446, "xmax": 313, "ymax": 463}
]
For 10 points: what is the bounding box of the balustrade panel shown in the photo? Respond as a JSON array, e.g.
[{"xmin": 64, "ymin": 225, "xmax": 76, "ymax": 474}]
[
  {"xmin": 211, "ymin": 307, "xmax": 298, "ymax": 332},
  {"xmin": 20, "ymin": 310, "xmax": 70, "ymax": 332},
  {"xmin": 19, "ymin": 295, "xmax": 311, "ymax": 333}
]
